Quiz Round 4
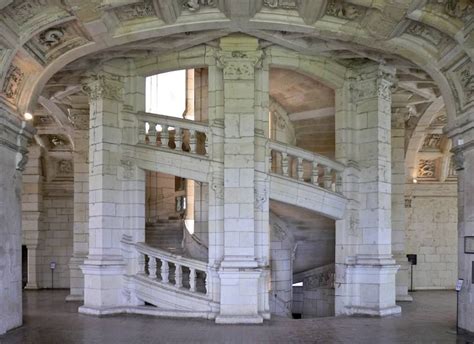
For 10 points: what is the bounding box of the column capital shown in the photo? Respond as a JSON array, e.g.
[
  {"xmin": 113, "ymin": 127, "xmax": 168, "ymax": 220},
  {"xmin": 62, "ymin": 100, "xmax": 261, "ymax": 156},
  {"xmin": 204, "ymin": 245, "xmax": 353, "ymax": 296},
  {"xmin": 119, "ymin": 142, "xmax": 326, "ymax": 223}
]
[
  {"xmin": 348, "ymin": 63, "xmax": 397, "ymax": 101},
  {"xmin": 81, "ymin": 72, "xmax": 124, "ymax": 102},
  {"xmin": 0, "ymin": 107, "xmax": 35, "ymax": 171}
]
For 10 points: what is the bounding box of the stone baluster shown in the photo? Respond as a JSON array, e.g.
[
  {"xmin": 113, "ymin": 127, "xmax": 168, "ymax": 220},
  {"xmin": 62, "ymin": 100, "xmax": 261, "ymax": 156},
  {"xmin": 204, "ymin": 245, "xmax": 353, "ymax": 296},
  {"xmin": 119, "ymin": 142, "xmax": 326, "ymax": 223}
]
[
  {"xmin": 148, "ymin": 257, "xmax": 157, "ymax": 279},
  {"xmin": 161, "ymin": 125, "xmax": 169, "ymax": 147},
  {"xmin": 323, "ymin": 166, "xmax": 333, "ymax": 190},
  {"xmin": 138, "ymin": 253, "xmax": 145, "ymax": 275},
  {"xmin": 335, "ymin": 173, "xmax": 342, "ymax": 193},
  {"xmin": 161, "ymin": 260, "xmax": 169, "ymax": 283},
  {"xmin": 205, "ymin": 271, "xmax": 209, "ymax": 296},
  {"xmin": 297, "ymin": 157, "xmax": 304, "ymax": 181},
  {"xmin": 189, "ymin": 268, "xmax": 196, "ymax": 292},
  {"xmin": 311, "ymin": 161, "xmax": 319, "ymax": 185},
  {"xmin": 189, "ymin": 129, "xmax": 197, "ymax": 153},
  {"xmin": 204, "ymin": 132, "xmax": 209, "ymax": 156},
  {"xmin": 139, "ymin": 121, "xmax": 147, "ymax": 143},
  {"xmin": 268, "ymin": 152, "xmax": 273, "ymax": 173},
  {"xmin": 175, "ymin": 264, "xmax": 183, "ymax": 288},
  {"xmin": 282, "ymin": 152, "xmax": 289, "ymax": 177},
  {"xmin": 148, "ymin": 123, "xmax": 157, "ymax": 146},
  {"xmin": 175, "ymin": 127, "xmax": 182, "ymax": 151}
]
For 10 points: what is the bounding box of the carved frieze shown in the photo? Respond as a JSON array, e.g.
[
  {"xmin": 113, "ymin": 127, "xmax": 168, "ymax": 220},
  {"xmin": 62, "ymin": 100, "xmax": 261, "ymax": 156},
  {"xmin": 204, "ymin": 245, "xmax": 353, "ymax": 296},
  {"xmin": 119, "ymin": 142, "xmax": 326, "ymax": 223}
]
[
  {"xmin": 304, "ymin": 269, "xmax": 335, "ymax": 290},
  {"xmin": 263, "ymin": 0, "xmax": 297, "ymax": 9},
  {"xmin": 114, "ymin": 0, "xmax": 156, "ymax": 21},
  {"xmin": 1, "ymin": 65, "xmax": 24, "ymax": 103},
  {"xmin": 418, "ymin": 159, "xmax": 436, "ymax": 178},
  {"xmin": 326, "ymin": 0, "xmax": 363, "ymax": 20},
  {"xmin": 182, "ymin": 0, "xmax": 216, "ymax": 12},
  {"xmin": 2, "ymin": 0, "xmax": 46, "ymax": 26}
]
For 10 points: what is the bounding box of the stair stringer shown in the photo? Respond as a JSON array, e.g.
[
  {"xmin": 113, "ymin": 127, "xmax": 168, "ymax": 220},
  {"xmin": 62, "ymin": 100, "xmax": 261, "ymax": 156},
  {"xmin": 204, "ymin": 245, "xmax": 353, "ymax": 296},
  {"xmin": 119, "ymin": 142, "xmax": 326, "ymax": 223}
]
[{"xmin": 269, "ymin": 174, "xmax": 347, "ymax": 220}]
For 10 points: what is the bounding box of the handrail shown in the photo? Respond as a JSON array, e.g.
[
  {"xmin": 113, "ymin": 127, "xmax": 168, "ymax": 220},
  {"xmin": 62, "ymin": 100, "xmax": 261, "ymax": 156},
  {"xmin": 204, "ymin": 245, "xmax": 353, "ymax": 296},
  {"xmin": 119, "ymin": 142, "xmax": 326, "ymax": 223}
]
[
  {"xmin": 136, "ymin": 242, "xmax": 207, "ymax": 271},
  {"xmin": 268, "ymin": 140, "xmax": 344, "ymax": 194},
  {"xmin": 137, "ymin": 112, "xmax": 210, "ymax": 134},
  {"xmin": 136, "ymin": 112, "xmax": 210, "ymax": 156},
  {"xmin": 268, "ymin": 140, "xmax": 344, "ymax": 172}
]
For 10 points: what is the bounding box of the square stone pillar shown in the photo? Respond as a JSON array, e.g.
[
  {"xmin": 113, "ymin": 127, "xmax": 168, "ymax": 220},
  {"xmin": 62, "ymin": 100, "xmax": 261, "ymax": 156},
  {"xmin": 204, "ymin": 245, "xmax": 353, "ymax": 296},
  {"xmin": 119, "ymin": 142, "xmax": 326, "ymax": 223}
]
[
  {"xmin": 0, "ymin": 108, "xmax": 34, "ymax": 335},
  {"xmin": 79, "ymin": 62, "xmax": 146, "ymax": 314},
  {"xmin": 335, "ymin": 64, "xmax": 400, "ymax": 316},
  {"xmin": 214, "ymin": 35, "xmax": 268, "ymax": 324},
  {"xmin": 66, "ymin": 108, "xmax": 89, "ymax": 301},
  {"xmin": 22, "ymin": 144, "xmax": 44, "ymax": 290},
  {"xmin": 391, "ymin": 109, "xmax": 412, "ymax": 302},
  {"xmin": 450, "ymin": 125, "xmax": 474, "ymax": 333}
]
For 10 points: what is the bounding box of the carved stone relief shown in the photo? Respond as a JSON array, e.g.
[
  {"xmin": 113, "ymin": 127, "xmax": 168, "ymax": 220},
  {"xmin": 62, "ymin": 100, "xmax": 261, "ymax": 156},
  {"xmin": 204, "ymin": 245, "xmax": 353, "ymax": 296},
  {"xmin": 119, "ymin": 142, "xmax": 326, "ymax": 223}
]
[
  {"xmin": 407, "ymin": 22, "xmax": 443, "ymax": 46},
  {"xmin": 57, "ymin": 159, "xmax": 73, "ymax": 174},
  {"xmin": 114, "ymin": 0, "xmax": 156, "ymax": 21},
  {"xmin": 326, "ymin": 0, "xmax": 363, "ymax": 20},
  {"xmin": 422, "ymin": 134, "xmax": 443, "ymax": 150},
  {"xmin": 418, "ymin": 159, "xmax": 436, "ymax": 178},
  {"xmin": 304, "ymin": 269, "xmax": 335, "ymax": 290},
  {"xmin": 263, "ymin": 0, "xmax": 297, "ymax": 9},
  {"xmin": 82, "ymin": 74, "xmax": 124, "ymax": 101},
  {"xmin": 1, "ymin": 64, "xmax": 24, "ymax": 102},
  {"xmin": 182, "ymin": 0, "xmax": 216, "ymax": 12}
]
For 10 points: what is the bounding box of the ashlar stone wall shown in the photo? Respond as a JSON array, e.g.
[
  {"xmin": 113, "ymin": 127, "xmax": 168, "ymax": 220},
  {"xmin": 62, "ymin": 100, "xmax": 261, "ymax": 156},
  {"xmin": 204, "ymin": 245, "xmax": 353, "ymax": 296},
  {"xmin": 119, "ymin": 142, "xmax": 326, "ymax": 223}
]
[{"xmin": 405, "ymin": 182, "xmax": 457, "ymax": 289}]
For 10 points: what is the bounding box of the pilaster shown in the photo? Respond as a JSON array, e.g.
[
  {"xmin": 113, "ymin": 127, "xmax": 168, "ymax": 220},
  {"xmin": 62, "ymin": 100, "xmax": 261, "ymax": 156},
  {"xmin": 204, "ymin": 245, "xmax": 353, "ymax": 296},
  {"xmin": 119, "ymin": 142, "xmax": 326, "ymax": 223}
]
[
  {"xmin": 448, "ymin": 122, "xmax": 474, "ymax": 333},
  {"xmin": 391, "ymin": 109, "xmax": 412, "ymax": 302},
  {"xmin": 66, "ymin": 106, "xmax": 89, "ymax": 301}
]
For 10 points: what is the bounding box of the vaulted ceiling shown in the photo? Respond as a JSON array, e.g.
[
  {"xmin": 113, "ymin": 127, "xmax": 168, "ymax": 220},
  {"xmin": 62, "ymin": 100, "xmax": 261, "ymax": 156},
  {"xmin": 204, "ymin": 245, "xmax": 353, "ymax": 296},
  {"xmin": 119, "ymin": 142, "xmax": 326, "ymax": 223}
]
[{"xmin": 0, "ymin": 0, "xmax": 472, "ymax": 183}]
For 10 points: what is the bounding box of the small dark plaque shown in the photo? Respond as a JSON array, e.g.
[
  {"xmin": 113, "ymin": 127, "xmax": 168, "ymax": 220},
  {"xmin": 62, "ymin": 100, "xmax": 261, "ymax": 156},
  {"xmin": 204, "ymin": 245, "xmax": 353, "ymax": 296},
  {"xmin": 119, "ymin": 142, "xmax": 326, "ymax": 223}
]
[
  {"xmin": 407, "ymin": 254, "xmax": 417, "ymax": 265},
  {"xmin": 465, "ymin": 236, "xmax": 474, "ymax": 254}
]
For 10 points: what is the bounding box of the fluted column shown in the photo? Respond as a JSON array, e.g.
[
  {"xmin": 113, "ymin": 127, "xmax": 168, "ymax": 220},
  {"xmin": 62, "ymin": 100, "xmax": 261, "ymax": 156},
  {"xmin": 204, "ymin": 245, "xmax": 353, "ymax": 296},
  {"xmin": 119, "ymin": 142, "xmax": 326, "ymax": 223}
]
[{"xmin": 0, "ymin": 107, "xmax": 34, "ymax": 335}]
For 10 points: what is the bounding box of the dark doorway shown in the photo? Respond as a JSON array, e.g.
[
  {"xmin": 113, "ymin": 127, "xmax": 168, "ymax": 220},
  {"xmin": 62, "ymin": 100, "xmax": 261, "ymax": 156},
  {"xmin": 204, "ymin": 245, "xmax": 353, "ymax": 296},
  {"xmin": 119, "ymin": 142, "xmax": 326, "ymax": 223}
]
[{"xmin": 22, "ymin": 245, "xmax": 28, "ymax": 288}]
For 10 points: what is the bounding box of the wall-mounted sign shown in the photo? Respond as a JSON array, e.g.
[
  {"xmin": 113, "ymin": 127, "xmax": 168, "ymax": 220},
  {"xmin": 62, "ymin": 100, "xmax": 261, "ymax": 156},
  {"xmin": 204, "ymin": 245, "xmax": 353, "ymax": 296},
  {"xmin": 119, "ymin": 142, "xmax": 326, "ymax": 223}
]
[
  {"xmin": 465, "ymin": 237, "xmax": 474, "ymax": 254},
  {"xmin": 456, "ymin": 279, "xmax": 464, "ymax": 291},
  {"xmin": 407, "ymin": 254, "xmax": 417, "ymax": 265}
]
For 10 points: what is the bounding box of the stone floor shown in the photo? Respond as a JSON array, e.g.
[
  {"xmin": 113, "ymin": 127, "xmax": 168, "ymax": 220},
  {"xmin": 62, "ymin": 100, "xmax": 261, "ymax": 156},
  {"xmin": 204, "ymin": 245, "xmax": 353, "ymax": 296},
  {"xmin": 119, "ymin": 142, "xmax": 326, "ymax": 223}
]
[{"xmin": 0, "ymin": 290, "xmax": 473, "ymax": 343}]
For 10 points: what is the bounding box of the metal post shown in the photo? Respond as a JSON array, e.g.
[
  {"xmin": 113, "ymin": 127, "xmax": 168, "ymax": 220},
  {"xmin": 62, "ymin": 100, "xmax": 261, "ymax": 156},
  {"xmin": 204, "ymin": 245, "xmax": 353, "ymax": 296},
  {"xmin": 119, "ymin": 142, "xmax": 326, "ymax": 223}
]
[
  {"xmin": 410, "ymin": 264, "xmax": 414, "ymax": 292},
  {"xmin": 456, "ymin": 290, "xmax": 459, "ymax": 335}
]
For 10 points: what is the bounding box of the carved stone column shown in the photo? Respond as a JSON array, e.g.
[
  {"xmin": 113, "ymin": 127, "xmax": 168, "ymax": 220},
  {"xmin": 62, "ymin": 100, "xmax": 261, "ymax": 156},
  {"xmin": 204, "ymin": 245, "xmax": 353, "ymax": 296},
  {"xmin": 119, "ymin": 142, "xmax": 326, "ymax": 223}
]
[
  {"xmin": 391, "ymin": 109, "xmax": 412, "ymax": 301},
  {"xmin": 449, "ymin": 123, "xmax": 474, "ymax": 333},
  {"xmin": 66, "ymin": 107, "xmax": 89, "ymax": 301},
  {"xmin": 22, "ymin": 144, "xmax": 44, "ymax": 290},
  {"xmin": 0, "ymin": 107, "xmax": 34, "ymax": 335},
  {"xmin": 335, "ymin": 63, "xmax": 400, "ymax": 316},
  {"xmin": 214, "ymin": 35, "xmax": 268, "ymax": 324}
]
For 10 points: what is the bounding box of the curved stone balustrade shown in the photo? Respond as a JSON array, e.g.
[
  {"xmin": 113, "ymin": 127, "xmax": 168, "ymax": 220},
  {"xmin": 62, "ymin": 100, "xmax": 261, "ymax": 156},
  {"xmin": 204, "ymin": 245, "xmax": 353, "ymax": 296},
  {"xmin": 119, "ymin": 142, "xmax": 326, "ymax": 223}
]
[
  {"xmin": 135, "ymin": 242, "xmax": 209, "ymax": 296},
  {"xmin": 268, "ymin": 140, "xmax": 344, "ymax": 194},
  {"xmin": 137, "ymin": 112, "xmax": 209, "ymax": 156}
]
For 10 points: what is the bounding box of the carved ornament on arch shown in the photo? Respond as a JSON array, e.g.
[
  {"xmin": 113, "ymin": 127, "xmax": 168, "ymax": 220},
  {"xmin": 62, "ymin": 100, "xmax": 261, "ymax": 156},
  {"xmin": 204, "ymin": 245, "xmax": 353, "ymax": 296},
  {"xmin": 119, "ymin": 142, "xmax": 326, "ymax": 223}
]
[
  {"xmin": 263, "ymin": 0, "xmax": 297, "ymax": 10},
  {"xmin": 182, "ymin": 0, "xmax": 216, "ymax": 12}
]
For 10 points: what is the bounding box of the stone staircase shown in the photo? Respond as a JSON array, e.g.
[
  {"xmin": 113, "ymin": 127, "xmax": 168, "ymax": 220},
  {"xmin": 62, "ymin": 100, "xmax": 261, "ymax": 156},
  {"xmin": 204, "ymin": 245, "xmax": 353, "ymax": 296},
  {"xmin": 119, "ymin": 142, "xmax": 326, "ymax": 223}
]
[{"xmin": 145, "ymin": 219, "xmax": 184, "ymax": 254}]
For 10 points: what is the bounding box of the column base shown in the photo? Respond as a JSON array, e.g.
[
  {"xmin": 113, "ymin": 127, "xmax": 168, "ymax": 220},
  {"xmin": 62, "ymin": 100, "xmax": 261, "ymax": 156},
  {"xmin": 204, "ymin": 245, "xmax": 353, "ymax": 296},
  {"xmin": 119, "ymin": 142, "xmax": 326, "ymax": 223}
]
[
  {"xmin": 65, "ymin": 294, "xmax": 84, "ymax": 302},
  {"xmin": 344, "ymin": 305, "xmax": 401, "ymax": 317},
  {"xmin": 395, "ymin": 255, "xmax": 413, "ymax": 302},
  {"xmin": 24, "ymin": 283, "xmax": 40, "ymax": 290}
]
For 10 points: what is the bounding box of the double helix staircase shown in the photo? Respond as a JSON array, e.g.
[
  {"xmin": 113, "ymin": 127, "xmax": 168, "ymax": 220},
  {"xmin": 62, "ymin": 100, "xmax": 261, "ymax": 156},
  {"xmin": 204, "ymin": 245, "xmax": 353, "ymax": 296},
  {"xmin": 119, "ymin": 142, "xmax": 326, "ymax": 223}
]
[{"xmin": 120, "ymin": 112, "xmax": 348, "ymax": 318}]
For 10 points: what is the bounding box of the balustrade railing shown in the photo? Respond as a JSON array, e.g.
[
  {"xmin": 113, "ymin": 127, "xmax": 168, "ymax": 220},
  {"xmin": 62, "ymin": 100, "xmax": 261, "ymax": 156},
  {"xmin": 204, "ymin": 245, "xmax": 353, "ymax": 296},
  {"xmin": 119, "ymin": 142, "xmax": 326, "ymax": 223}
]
[
  {"xmin": 137, "ymin": 112, "xmax": 209, "ymax": 157},
  {"xmin": 268, "ymin": 140, "xmax": 344, "ymax": 194},
  {"xmin": 135, "ymin": 242, "xmax": 209, "ymax": 296}
]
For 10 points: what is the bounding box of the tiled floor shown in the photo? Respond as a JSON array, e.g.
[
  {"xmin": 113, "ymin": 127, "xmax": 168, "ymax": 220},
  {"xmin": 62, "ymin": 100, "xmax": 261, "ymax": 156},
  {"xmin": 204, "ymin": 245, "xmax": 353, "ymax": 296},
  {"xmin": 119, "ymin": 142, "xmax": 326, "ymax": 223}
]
[{"xmin": 0, "ymin": 290, "xmax": 472, "ymax": 343}]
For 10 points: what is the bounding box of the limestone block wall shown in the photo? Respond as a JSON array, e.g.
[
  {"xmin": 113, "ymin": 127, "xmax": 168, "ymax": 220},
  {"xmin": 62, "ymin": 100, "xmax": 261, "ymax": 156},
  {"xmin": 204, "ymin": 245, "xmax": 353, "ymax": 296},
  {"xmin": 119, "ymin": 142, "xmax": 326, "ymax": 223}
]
[
  {"xmin": 405, "ymin": 182, "xmax": 457, "ymax": 289},
  {"xmin": 41, "ymin": 184, "xmax": 74, "ymax": 288}
]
